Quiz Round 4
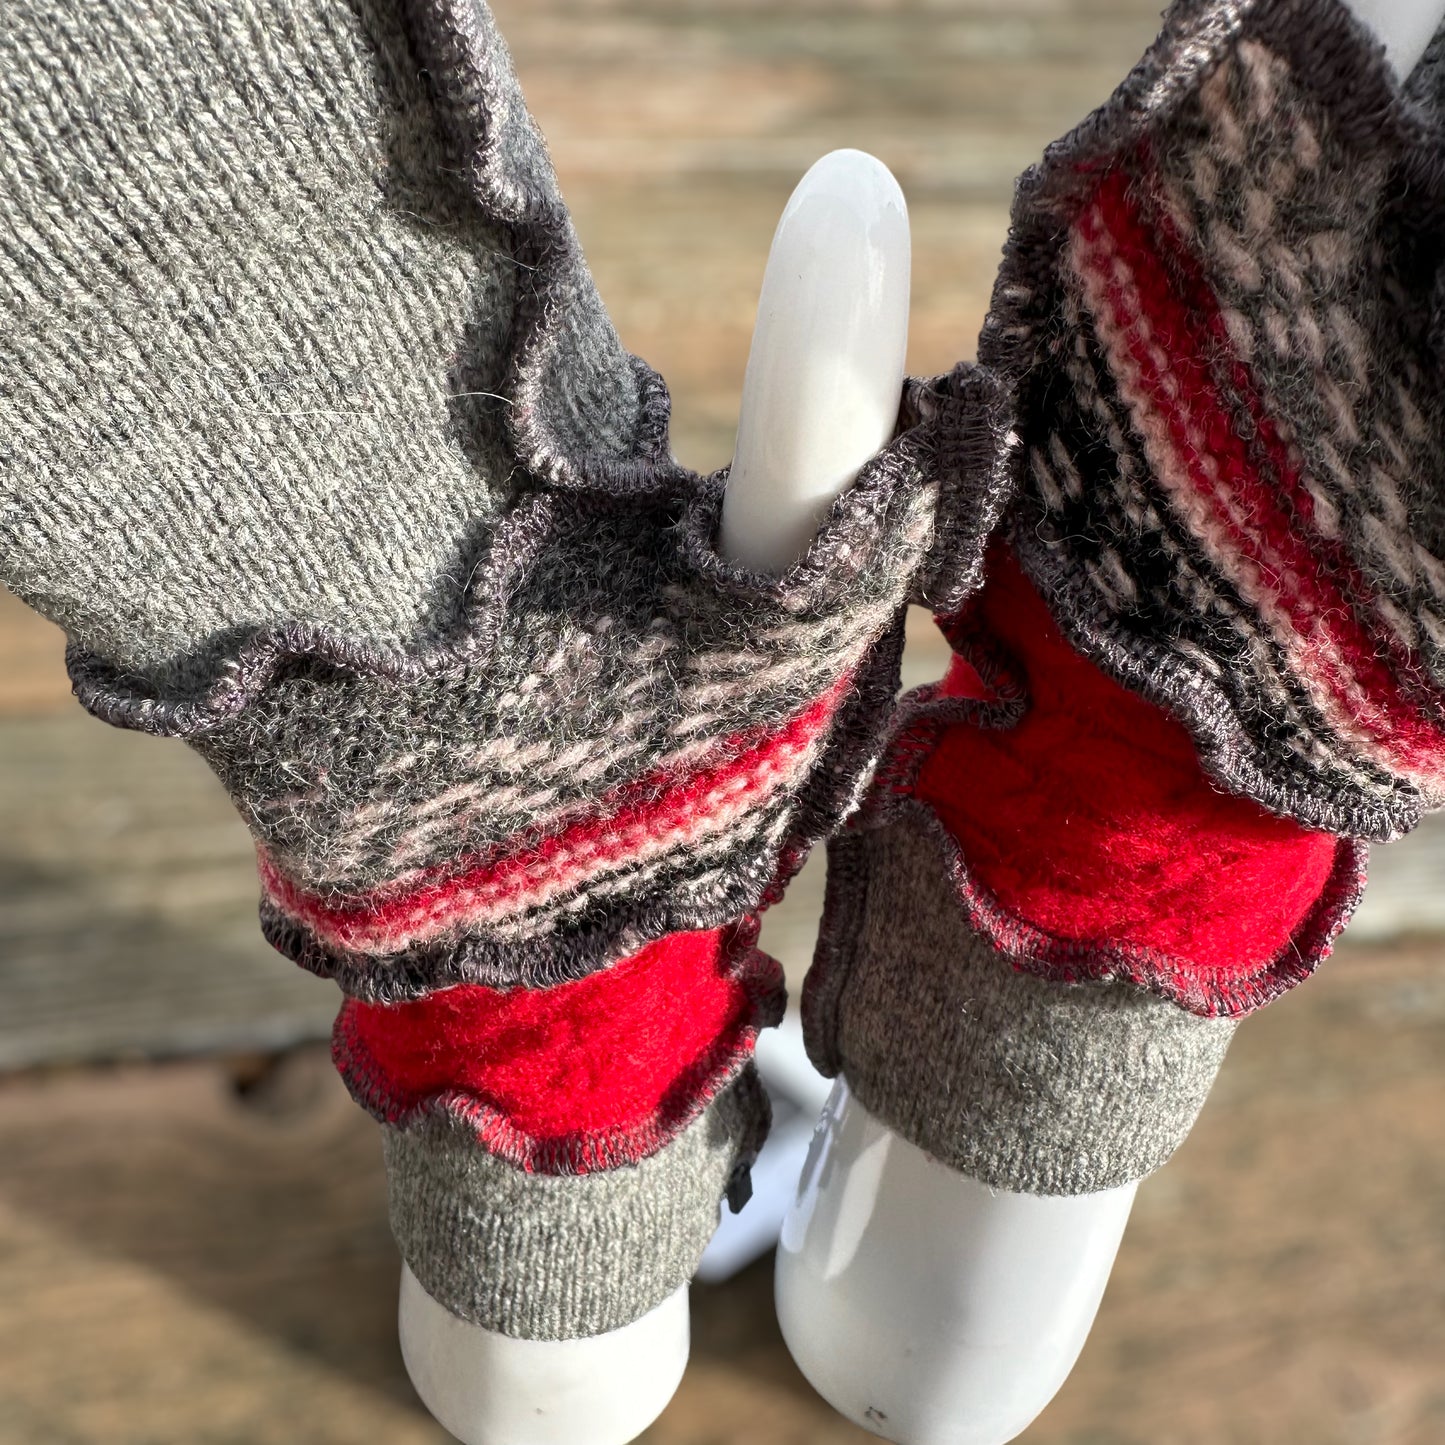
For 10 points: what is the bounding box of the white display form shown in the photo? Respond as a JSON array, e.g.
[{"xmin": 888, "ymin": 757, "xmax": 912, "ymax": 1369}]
[{"xmin": 399, "ymin": 146, "xmax": 911, "ymax": 1445}]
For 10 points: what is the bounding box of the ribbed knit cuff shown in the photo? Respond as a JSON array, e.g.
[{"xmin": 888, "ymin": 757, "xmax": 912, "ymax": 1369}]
[
  {"xmin": 805, "ymin": 820, "xmax": 1236, "ymax": 1195},
  {"xmin": 384, "ymin": 1069, "xmax": 768, "ymax": 1340},
  {"xmin": 334, "ymin": 919, "xmax": 782, "ymax": 1338}
]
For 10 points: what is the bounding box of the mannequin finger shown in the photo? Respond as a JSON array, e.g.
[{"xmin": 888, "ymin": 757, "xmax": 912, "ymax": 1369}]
[
  {"xmin": 720, "ymin": 148, "xmax": 911, "ymax": 576},
  {"xmin": 1342, "ymin": 0, "xmax": 1445, "ymax": 78}
]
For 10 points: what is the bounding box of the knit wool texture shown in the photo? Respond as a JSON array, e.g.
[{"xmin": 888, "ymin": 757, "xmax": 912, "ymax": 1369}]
[
  {"xmin": 0, "ymin": 0, "xmax": 1013, "ymax": 1339},
  {"xmin": 334, "ymin": 924, "xmax": 785, "ymax": 1175},
  {"xmin": 807, "ymin": 822, "xmax": 1237, "ymax": 1196},
  {"xmin": 384, "ymin": 1073, "xmax": 769, "ymax": 1340},
  {"xmin": 983, "ymin": 0, "xmax": 1445, "ymax": 844},
  {"xmin": 5, "ymin": 0, "xmax": 991, "ymax": 1003},
  {"xmin": 803, "ymin": 554, "xmax": 1349, "ymax": 1195},
  {"xmin": 807, "ymin": 0, "xmax": 1445, "ymax": 1198},
  {"xmin": 909, "ymin": 544, "xmax": 1364, "ymax": 1018}
]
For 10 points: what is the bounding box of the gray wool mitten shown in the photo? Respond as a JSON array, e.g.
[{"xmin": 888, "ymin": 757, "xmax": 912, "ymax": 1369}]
[
  {"xmin": 1, "ymin": 0, "xmax": 1011, "ymax": 1338},
  {"xmin": 808, "ymin": 0, "xmax": 1445, "ymax": 1199}
]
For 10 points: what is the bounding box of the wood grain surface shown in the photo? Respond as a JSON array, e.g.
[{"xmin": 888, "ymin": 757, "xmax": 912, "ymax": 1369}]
[
  {"xmin": 2, "ymin": 1, "xmax": 1443, "ymax": 1442},
  {"xmin": 0, "ymin": 710, "xmax": 337, "ymax": 1070},
  {"xmin": 0, "ymin": 940, "xmax": 1440, "ymax": 1444},
  {"xmin": 0, "ymin": 590, "xmax": 68, "ymax": 718}
]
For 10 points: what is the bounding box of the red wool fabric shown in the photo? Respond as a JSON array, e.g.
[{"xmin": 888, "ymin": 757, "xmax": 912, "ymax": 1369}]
[
  {"xmin": 334, "ymin": 925, "xmax": 777, "ymax": 1171},
  {"xmin": 916, "ymin": 547, "xmax": 1342, "ymax": 971}
]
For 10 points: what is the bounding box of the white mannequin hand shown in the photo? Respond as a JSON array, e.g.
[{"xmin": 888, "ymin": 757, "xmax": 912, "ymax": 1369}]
[{"xmin": 399, "ymin": 146, "xmax": 911, "ymax": 1445}]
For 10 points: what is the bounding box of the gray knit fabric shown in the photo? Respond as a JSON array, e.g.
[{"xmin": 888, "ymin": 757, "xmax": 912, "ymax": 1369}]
[
  {"xmin": 384, "ymin": 1072, "xmax": 763, "ymax": 1340},
  {"xmin": 142, "ymin": 462, "xmax": 939, "ymax": 999},
  {"xmin": 1, "ymin": 0, "xmax": 636, "ymax": 690},
  {"xmin": 806, "ymin": 822, "xmax": 1236, "ymax": 1195},
  {"xmin": 1, "ymin": 0, "xmax": 1017, "ymax": 1344},
  {"xmin": 1, "ymin": 0, "xmax": 1012, "ymax": 1003}
]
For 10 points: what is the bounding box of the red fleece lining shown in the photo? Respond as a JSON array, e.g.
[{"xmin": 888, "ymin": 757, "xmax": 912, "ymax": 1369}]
[
  {"xmin": 915, "ymin": 547, "xmax": 1341, "ymax": 971},
  {"xmin": 333, "ymin": 925, "xmax": 780, "ymax": 1171}
]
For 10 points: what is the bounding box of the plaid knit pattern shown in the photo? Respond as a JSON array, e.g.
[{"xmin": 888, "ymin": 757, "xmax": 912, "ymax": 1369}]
[{"xmin": 982, "ymin": 0, "xmax": 1445, "ymax": 844}]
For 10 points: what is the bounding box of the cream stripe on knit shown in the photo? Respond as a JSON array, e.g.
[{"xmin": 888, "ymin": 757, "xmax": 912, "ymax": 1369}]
[
  {"xmin": 273, "ymin": 721, "xmax": 826, "ymax": 955},
  {"xmin": 330, "ymin": 675, "xmax": 847, "ymax": 882},
  {"xmin": 1056, "ymin": 296, "xmax": 1408, "ymax": 798},
  {"xmin": 1046, "ymin": 418, "xmax": 1393, "ymax": 806},
  {"xmin": 1166, "ymin": 42, "xmax": 1445, "ymax": 685},
  {"xmin": 317, "ymin": 611, "xmax": 880, "ymax": 880},
  {"xmin": 1069, "ymin": 215, "xmax": 1445, "ymax": 794},
  {"xmin": 488, "ymin": 808, "xmax": 794, "ymax": 946}
]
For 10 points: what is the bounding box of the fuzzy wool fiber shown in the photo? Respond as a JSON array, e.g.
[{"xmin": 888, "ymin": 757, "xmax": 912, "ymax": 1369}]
[
  {"xmin": 808, "ymin": 0, "xmax": 1445, "ymax": 1200},
  {"xmin": 0, "ymin": 0, "xmax": 1010, "ymax": 1340}
]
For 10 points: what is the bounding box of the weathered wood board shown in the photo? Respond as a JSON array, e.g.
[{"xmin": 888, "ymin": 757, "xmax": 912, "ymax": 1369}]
[
  {"xmin": 0, "ymin": 590, "xmax": 69, "ymax": 718},
  {"xmin": 0, "ymin": 938, "xmax": 1440, "ymax": 1444},
  {"xmin": 491, "ymin": 0, "xmax": 1168, "ymax": 471},
  {"xmin": 0, "ymin": 710, "xmax": 338, "ymax": 1070}
]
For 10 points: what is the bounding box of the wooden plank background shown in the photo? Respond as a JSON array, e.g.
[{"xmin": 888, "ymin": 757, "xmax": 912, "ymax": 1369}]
[
  {"xmin": 0, "ymin": 944, "xmax": 1439, "ymax": 1445},
  {"xmin": 1, "ymin": 1, "xmax": 1442, "ymax": 1441}
]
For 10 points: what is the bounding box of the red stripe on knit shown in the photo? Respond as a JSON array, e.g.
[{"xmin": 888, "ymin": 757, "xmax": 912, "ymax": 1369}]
[
  {"xmin": 1138, "ymin": 173, "xmax": 1439, "ymax": 730},
  {"xmin": 916, "ymin": 547, "xmax": 1342, "ymax": 972},
  {"xmin": 261, "ymin": 681, "xmax": 847, "ymax": 954},
  {"xmin": 1080, "ymin": 168, "xmax": 1445, "ymax": 774},
  {"xmin": 334, "ymin": 925, "xmax": 776, "ymax": 1170}
]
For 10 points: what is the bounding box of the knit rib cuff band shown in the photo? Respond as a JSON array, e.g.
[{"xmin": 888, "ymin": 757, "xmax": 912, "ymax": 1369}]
[
  {"xmin": 383, "ymin": 1070, "xmax": 767, "ymax": 1340},
  {"xmin": 805, "ymin": 820, "xmax": 1237, "ymax": 1196}
]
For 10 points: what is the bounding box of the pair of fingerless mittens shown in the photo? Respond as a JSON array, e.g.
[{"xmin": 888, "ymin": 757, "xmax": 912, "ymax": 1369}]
[
  {"xmin": 808, "ymin": 0, "xmax": 1445, "ymax": 1201},
  {"xmin": 0, "ymin": 0, "xmax": 1005, "ymax": 1340},
  {"xmin": 8, "ymin": 0, "xmax": 1444, "ymax": 1347}
]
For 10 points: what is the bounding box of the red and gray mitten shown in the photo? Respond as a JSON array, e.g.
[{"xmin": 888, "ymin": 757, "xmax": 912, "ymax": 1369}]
[
  {"xmin": 807, "ymin": 0, "xmax": 1445, "ymax": 1197},
  {"xmin": 1, "ymin": 0, "xmax": 1009, "ymax": 1339}
]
